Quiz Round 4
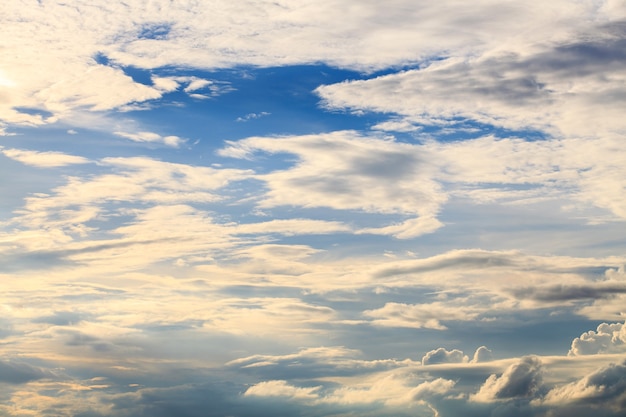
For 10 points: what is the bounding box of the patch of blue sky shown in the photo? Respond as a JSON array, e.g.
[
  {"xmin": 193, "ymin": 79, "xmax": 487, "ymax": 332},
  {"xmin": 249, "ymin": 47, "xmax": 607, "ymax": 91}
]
[
  {"xmin": 411, "ymin": 118, "xmax": 550, "ymax": 143},
  {"xmin": 137, "ymin": 22, "xmax": 172, "ymax": 40},
  {"xmin": 446, "ymin": 312, "xmax": 600, "ymax": 357},
  {"xmin": 115, "ymin": 64, "xmax": 390, "ymax": 145}
]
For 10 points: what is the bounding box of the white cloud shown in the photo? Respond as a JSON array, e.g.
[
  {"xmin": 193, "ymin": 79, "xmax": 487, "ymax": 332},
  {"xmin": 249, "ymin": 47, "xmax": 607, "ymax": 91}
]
[
  {"xmin": 363, "ymin": 301, "xmax": 483, "ymax": 330},
  {"xmin": 1, "ymin": 148, "xmax": 90, "ymax": 167},
  {"xmin": 471, "ymin": 346, "xmax": 493, "ymax": 363},
  {"xmin": 4, "ymin": 0, "xmax": 614, "ymax": 132},
  {"xmin": 220, "ymin": 131, "xmax": 447, "ymax": 238},
  {"xmin": 227, "ymin": 346, "xmax": 410, "ymax": 377},
  {"xmin": 114, "ymin": 131, "xmax": 184, "ymax": 147},
  {"xmin": 236, "ymin": 112, "xmax": 271, "ymax": 122},
  {"xmin": 244, "ymin": 380, "xmax": 322, "ymax": 400},
  {"xmin": 326, "ymin": 371, "xmax": 455, "ymax": 408},
  {"xmin": 421, "ymin": 348, "xmax": 468, "ymax": 365},
  {"xmin": 233, "ymin": 219, "xmax": 351, "ymax": 236},
  {"xmin": 315, "ymin": 27, "xmax": 626, "ymax": 137},
  {"xmin": 371, "ymin": 118, "xmax": 421, "ymax": 133},
  {"xmin": 218, "ymin": 128, "xmax": 626, "ymax": 238},
  {"xmin": 568, "ymin": 320, "xmax": 626, "ymax": 356}
]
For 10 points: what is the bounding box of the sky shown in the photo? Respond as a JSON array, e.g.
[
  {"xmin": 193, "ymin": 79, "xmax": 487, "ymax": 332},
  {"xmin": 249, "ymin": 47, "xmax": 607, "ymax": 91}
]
[{"xmin": 1, "ymin": 0, "xmax": 626, "ymax": 416}]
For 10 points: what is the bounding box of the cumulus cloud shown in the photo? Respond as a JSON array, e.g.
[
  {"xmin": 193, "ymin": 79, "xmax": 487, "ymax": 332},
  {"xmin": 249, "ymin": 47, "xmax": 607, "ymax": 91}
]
[
  {"xmin": 543, "ymin": 359, "xmax": 626, "ymax": 408},
  {"xmin": 473, "ymin": 356, "xmax": 543, "ymax": 402},
  {"xmin": 471, "ymin": 346, "xmax": 494, "ymax": 363},
  {"xmin": 422, "ymin": 348, "xmax": 468, "ymax": 365},
  {"xmin": 568, "ymin": 321, "xmax": 626, "ymax": 356}
]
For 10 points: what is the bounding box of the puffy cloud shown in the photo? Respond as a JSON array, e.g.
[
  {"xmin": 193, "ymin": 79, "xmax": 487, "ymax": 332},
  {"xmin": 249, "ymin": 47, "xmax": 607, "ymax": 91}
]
[
  {"xmin": 422, "ymin": 348, "xmax": 468, "ymax": 365},
  {"xmin": 543, "ymin": 359, "xmax": 626, "ymax": 408},
  {"xmin": 408, "ymin": 377, "xmax": 456, "ymax": 401},
  {"xmin": 568, "ymin": 320, "xmax": 626, "ymax": 356},
  {"xmin": 473, "ymin": 356, "xmax": 543, "ymax": 401},
  {"xmin": 471, "ymin": 346, "xmax": 494, "ymax": 363}
]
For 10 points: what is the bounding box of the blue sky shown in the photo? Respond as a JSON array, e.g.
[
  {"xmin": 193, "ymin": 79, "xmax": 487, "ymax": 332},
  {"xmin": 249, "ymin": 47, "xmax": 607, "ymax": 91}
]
[{"xmin": 1, "ymin": 1, "xmax": 626, "ymax": 416}]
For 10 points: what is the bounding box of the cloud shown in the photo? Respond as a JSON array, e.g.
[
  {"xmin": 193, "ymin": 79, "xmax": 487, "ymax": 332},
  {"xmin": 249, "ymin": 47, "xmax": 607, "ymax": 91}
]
[
  {"xmin": 543, "ymin": 359, "xmax": 626, "ymax": 408},
  {"xmin": 3, "ymin": 0, "xmax": 624, "ymax": 136},
  {"xmin": 152, "ymin": 75, "xmax": 234, "ymax": 98},
  {"xmin": 363, "ymin": 301, "xmax": 483, "ymax": 330},
  {"xmin": 473, "ymin": 356, "xmax": 543, "ymax": 401},
  {"xmin": 471, "ymin": 346, "xmax": 494, "ymax": 363},
  {"xmin": 1, "ymin": 147, "xmax": 90, "ymax": 167},
  {"xmin": 36, "ymin": 64, "xmax": 163, "ymax": 114},
  {"xmin": 568, "ymin": 320, "xmax": 626, "ymax": 356},
  {"xmin": 0, "ymin": 360, "xmax": 57, "ymax": 384},
  {"xmin": 113, "ymin": 131, "xmax": 184, "ymax": 147},
  {"xmin": 236, "ymin": 112, "xmax": 271, "ymax": 122},
  {"xmin": 510, "ymin": 284, "xmax": 626, "ymax": 303},
  {"xmin": 219, "ymin": 131, "xmax": 446, "ymax": 238},
  {"xmin": 233, "ymin": 219, "xmax": 351, "ymax": 236},
  {"xmin": 422, "ymin": 348, "xmax": 468, "ymax": 365},
  {"xmin": 325, "ymin": 371, "xmax": 456, "ymax": 408},
  {"xmin": 227, "ymin": 346, "xmax": 410, "ymax": 379},
  {"xmin": 315, "ymin": 24, "xmax": 626, "ymax": 137},
  {"xmin": 371, "ymin": 249, "xmax": 520, "ymax": 279},
  {"xmin": 244, "ymin": 380, "xmax": 322, "ymax": 401}
]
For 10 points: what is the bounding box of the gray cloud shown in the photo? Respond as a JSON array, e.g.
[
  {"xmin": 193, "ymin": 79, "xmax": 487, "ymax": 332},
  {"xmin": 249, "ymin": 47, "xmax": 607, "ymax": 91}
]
[
  {"xmin": 510, "ymin": 284, "xmax": 626, "ymax": 302},
  {"xmin": 33, "ymin": 311, "xmax": 86, "ymax": 326},
  {"xmin": 372, "ymin": 250, "xmax": 518, "ymax": 279},
  {"xmin": 474, "ymin": 356, "xmax": 543, "ymax": 401},
  {"xmin": 543, "ymin": 359, "xmax": 626, "ymax": 413},
  {"xmin": 0, "ymin": 360, "xmax": 56, "ymax": 384}
]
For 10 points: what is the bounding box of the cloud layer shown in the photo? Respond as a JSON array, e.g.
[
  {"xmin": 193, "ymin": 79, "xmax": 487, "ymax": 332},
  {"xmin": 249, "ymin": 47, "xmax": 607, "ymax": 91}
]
[{"xmin": 1, "ymin": 1, "xmax": 625, "ymax": 416}]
